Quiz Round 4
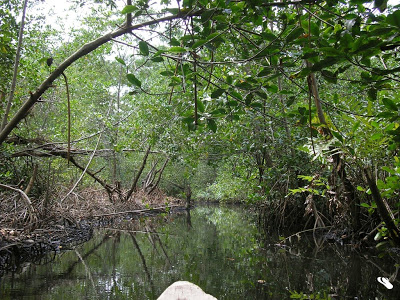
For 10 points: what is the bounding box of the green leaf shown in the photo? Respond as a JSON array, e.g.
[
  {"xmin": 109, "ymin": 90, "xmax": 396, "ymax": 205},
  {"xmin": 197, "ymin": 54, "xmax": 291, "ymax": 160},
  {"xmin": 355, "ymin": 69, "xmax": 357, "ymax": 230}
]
[
  {"xmin": 210, "ymin": 108, "xmax": 226, "ymax": 115},
  {"xmin": 331, "ymin": 130, "xmax": 344, "ymax": 143},
  {"xmin": 206, "ymin": 32, "xmax": 220, "ymax": 40},
  {"xmin": 262, "ymin": 32, "xmax": 277, "ymax": 41},
  {"xmin": 321, "ymin": 70, "xmax": 337, "ymax": 84},
  {"xmin": 374, "ymin": 231, "xmax": 383, "ymax": 241},
  {"xmin": 311, "ymin": 57, "xmax": 339, "ymax": 71},
  {"xmin": 211, "ymin": 88, "xmax": 225, "ymax": 98},
  {"xmin": 368, "ymin": 88, "xmax": 377, "ymax": 101},
  {"xmin": 121, "ymin": 5, "xmax": 137, "ymax": 14},
  {"xmin": 387, "ymin": 10, "xmax": 400, "ymax": 28},
  {"xmin": 352, "ymin": 121, "xmax": 361, "ymax": 133},
  {"xmin": 197, "ymin": 99, "xmax": 205, "ymax": 113},
  {"xmin": 257, "ymin": 68, "xmax": 272, "ymax": 77},
  {"xmin": 374, "ymin": 0, "xmax": 387, "ymax": 12},
  {"xmin": 207, "ymin": 119, "xmax": 217, "ymax": 132},
  {"xmin": 320, "ymin": 47, "xmax": 342, "ymax": 56},
  {"xmin": 287, "ymin": 96, "xmax": 295, "ymax": 107},
  {"xmin": 126, "ymin": 74, "xmax": 141, "ymax": 87},
  {"xmin": 229, "ymin": 90, "xmax": 243, "ymax": 101},
  {"xmin": 139, "ymin": 41, "xmax": 149, "ymax": 56},
  {"xmin": 192, "ymin": 39, "xmax": 207, "ymax": 49},
  {"xmin": 151, "ymin": 56, "xmax": 164, "ymax": 62},
  {"xmin": 168, "ymin": 46, "xmax": 187, "ymax": 53},
  {"xmin": 286, "ymin": 27, "xmax": 304, "ymax": 43},
  {"xmin": 115, "ymin": 57, "xmax": 126, "ymax": 65},
  {"xmin": 382, "ymin": 97, "xmax": 398, "ymax": 111},
  {"xmin": 182, "ymin": 116, "xmax": 194, "ymax": 124},
  {"xmin": 265, "ymin": 84, "xmax": 278, "ymax": 93},
  {"xmin": 245, "ymin": 94, "xmax": 253, "ymax": 106},
  {"xmin": 160, "ymin": 71, "xmax": 174, "ymax": 76},
  {"xmin": 371, "ymin": 133, "xmax": 383, "ymax": 140},
  {"xmin": 250, "ymin": 102, "xmax": 263, "ymax": 108}
]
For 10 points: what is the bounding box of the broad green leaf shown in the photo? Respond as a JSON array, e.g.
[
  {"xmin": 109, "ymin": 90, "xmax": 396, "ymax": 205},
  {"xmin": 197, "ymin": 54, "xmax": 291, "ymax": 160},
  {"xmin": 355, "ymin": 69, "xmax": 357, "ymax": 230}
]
[
  {"xmin": 321, "ymin": 70, "xmax": 337, "ymax": 84},
  {"xmin": 382, "ymin": 166, "xmax": 395, "ymax": 174},
  {"xmin": 121, "ymin": 5, "xmax": 137, "ymax": 14},
  {"xmin": 311, "ymin": 57, "xmax": 339, "ymax": 71},
  {"xmin": 182, "ymin": 116, "xmax": 194, "ymax": 124},
  {"xmin": 266, "ymin": 84, "xmax": 278, "ymax": 93},
  {"xmin": 286, "ymin": 27, "xmax": 304, "ymax": 43},
  {"xmin": 126, "ymin": 74, "xmax": 141, "ymax": 87},
  {"xmin": 192, "ymin": 39, "xmax": 207, "ymax": 49},
  {"xmin": 139, "ymin": 41, "xmax": 149, "ymax": 56},
  {"xmin": 374, "ymin": 0, "xmax": 387, "ymax": 12},
  {"xmin": 153, "ymin": 50, "xmax": 165, "ymax": 56},
  {"xmin": 368, "ymin": 88, "xmax": 377, "ymax": 100},
  {"xmin": 210, "ymin": 108, "xmax": 226, "ymax": 115},
  {"xmin": 270, "ymin": 55, "xmax": 279, "ymax": 66},
  {"xmin": 211, "ymin": 88, "xmax": 225, "ymax": 98},
  {"xmin": 257, "ymin": 68, "xmax": 272, "ymax": 77},
  {"xmin": 169, "ymin": 46, "xmax": 187, "ymax": 53},
  {"xmin": 245, "ymin": 94, "xmax": 253, "ymax": 106},
  {"xmin": 331, "ymin": 130, "xmax": 344, "ymax": 143},
  {"xmin": 227, "ymin": 100, "xmax": 238, "ymax": 107},
  {"xmin": 115, "ymin": 57, "xmax": 126, "ymax": 65},
  {"xmin": 229, "ymin": 90, "xmax": 243, "ymax": 101},
  {"xmin": 197, "ymin": 99, "xmax": 205, "ymax": 113},
  {"xmin": 382, "ymin": 97, "xmax": 398, "ymax": 111},
  {"xmin": 262, "ymin": 32, "xmax": 277, "ymax": 41},
  {"xmin": 352, "ymin": 121, "xmax": 361, "ymax": 132},
  {"xmin": 320, "ymin": 47, "xmax": 341, "ymax": 56},
  {"xmin": 207, "ymin": 118, "xmax": 217, "ymax": 132},
  {"xmin": 387, "ymin": 10, "xmax": 400, "ymax": 28},
  {"xmin": 206, "ymin": 32, "xmax": 220, "ymax": 40},
  {"xmin": 287, "ymin": 96, "xmax": 295, "ymax": 107},
  {"xmin": 151, "ymin": 56, "xmax": 164, "ymax": 62},
  {"xmin": 250, "ymin": 102, "xmax": 263, "ymax": 108},
  {"xmin": 371, "ymin": 133, "xmax": 383, "ymax": 140},
  {"xmin": 374, "ymin": 231, "xmax": 383, "ymax": 241},
  {"xmin": 160, "ymin": 70, "xmax": 174, "ymax": 76}
]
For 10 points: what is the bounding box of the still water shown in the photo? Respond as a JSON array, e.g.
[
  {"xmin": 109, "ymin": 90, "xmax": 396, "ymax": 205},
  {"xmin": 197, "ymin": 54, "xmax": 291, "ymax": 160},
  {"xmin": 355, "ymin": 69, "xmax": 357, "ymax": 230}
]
[{"xmin": 1, "ymin": 205, "xmax": 399, "ymax": 299}]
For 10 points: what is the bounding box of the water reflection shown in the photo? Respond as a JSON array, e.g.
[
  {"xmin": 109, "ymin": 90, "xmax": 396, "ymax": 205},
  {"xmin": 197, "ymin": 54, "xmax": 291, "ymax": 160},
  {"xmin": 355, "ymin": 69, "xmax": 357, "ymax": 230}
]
[{"xmin": 0, "ymin": 205, "xmax": 399, "ymax": 299}]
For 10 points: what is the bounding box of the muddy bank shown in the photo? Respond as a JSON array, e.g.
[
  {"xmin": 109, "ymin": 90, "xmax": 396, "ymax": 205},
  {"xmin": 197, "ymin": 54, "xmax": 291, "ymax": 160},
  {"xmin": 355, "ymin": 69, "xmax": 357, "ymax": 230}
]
[{"xmin": 0, "ymin": 187, "xmax": 185, "ymax": 277}]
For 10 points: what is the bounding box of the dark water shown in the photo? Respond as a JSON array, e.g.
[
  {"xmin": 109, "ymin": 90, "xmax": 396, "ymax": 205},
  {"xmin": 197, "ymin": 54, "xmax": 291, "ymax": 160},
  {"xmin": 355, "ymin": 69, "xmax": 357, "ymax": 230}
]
[{"xmin": 0, "ymin": 205, "xmax": 399, "ymax": 299}]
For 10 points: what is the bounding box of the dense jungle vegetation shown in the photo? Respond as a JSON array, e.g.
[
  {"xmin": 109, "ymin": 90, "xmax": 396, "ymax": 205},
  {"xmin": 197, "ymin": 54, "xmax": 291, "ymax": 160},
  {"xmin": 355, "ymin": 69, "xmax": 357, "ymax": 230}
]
[{"xmin": 0, "ymin": 0, "xmax": 400, "ymax": 249}]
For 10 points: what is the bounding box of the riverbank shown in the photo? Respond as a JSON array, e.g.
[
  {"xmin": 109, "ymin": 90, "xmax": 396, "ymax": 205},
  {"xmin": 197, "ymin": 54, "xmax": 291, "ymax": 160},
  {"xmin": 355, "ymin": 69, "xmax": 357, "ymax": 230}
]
[{"xmin": 0, "ymin": 187, "xmax": 185, "ymax": 277}]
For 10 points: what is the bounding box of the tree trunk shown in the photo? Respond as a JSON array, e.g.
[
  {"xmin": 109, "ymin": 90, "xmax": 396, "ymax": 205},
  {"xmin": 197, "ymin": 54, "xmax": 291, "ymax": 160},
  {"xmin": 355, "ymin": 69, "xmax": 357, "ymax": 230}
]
[
  {"xmin": 1, "ymin": 0, "xmax": 29, "ymax": 130},
  {"xmin": 126, "ymin": 145, "xmax": 151, "ymax": 201},
  {"xmin": 148, "ymin": 157, "xmax": 169, "ymax": 195},
  {"xmin": 364, "ymin": 167, "xmax": 400, "ymax": 246}
]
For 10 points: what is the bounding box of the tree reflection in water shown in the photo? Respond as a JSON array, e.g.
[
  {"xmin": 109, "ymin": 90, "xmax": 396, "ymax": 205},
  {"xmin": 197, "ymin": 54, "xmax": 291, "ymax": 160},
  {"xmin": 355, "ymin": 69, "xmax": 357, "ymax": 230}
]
[{"xmin": 0, "ymin": 205, "xmax": 399, "ymax": 299}]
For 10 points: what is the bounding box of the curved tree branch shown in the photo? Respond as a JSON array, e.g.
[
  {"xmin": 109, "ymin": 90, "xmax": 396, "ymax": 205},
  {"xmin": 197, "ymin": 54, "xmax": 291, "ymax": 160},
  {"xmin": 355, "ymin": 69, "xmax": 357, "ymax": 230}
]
[{"xmin": 0, "ymin": 9, "xmax": 204, "ymax": 146}]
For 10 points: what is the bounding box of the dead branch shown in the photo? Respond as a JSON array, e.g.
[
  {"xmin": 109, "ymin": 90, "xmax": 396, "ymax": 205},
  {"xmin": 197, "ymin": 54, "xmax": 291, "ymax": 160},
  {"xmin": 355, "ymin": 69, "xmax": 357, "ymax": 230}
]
[
  {"xmin": 92, "ymin": 204, "xmax": 181, "ymax": 218},
  {"xmin": 24, "ymin": 164, "xmax": 38, "ymax": 195},
  {"xmin": 0, "ymin": 183, "xmax": 38, "ymax": 224},
  {"xmin": 126, "ymin": 145, "xmax": 151, "ymax": 201}
]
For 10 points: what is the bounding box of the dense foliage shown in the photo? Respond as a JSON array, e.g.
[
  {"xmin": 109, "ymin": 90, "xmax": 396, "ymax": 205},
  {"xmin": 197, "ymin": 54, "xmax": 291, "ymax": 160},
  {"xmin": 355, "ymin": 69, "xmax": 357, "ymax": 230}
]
[{"xmin": 0, "ymin": 0, "xmax": 400, "ymax": 246}]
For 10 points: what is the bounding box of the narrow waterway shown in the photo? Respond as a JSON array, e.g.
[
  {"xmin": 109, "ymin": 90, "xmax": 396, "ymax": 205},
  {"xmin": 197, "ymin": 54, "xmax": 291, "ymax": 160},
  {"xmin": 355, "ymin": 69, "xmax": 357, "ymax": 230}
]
[{"xmin": 0, "ymin": 205, "xmax": 399, "ymax": 299}]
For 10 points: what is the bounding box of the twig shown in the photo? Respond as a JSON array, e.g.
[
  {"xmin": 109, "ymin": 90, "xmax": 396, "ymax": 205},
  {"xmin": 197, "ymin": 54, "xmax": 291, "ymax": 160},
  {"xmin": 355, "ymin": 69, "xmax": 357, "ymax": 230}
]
[{"xmin": 92, "ymin": 204, "xmax": 182, "ymax": 218}]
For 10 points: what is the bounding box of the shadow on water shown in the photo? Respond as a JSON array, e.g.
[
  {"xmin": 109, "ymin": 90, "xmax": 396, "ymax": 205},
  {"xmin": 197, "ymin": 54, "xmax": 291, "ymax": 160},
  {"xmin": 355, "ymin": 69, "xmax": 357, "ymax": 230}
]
[{"xmin": 1, "ymin": 204, "xmax": 399, "ymax": 299}]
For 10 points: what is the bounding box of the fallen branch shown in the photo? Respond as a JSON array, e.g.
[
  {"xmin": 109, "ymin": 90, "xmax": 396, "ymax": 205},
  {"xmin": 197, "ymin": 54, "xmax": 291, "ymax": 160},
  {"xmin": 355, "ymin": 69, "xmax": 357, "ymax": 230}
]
[{"xmin": 92, "ymin": 204, "xmax": 182, "ymax": 218}]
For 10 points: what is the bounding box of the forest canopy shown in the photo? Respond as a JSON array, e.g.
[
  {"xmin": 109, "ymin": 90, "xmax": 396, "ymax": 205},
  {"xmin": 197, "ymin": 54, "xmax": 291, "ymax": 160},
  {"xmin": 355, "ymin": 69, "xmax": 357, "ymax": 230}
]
[{"xmin": 0, "ymin": 0, "xmax": 400, "ymax": 246}]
